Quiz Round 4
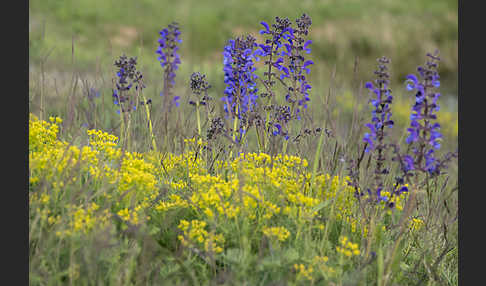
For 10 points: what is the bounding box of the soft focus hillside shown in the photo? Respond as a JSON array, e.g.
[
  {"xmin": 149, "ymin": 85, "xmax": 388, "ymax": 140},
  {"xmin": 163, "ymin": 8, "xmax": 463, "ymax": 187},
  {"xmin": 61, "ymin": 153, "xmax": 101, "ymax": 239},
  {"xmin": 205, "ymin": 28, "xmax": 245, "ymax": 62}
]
[{"xmin": 29, "ymin": 0, "xmax": 458, "ymax": 93}]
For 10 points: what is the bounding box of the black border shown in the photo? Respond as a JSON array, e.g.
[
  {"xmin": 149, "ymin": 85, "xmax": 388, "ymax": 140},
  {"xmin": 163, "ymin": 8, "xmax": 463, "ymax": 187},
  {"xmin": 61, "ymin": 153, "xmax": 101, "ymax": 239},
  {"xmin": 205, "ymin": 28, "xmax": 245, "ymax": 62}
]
[
  {"xmin": 459, "ymin": 0, "xmax": 480, "ymax": 285},
  {"xmin": 9, "ymin": 0, "xmax": 29, "ymax": 284}
]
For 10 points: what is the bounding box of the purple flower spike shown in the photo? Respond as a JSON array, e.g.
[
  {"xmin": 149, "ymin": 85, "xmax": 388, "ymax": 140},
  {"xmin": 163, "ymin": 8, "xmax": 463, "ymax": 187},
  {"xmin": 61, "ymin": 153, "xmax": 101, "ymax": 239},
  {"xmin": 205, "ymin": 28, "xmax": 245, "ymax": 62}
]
[
  {"xmin": 403, "ymin": 51, "xmax": 443, "ymax": 176},
  {"xmin": 403, "ymin": 155, "xmax": 415, "ymax": 172},
  {"xmin": 260, "ymin": 21, "xmax": 270, "ymax": 34},
  {"xmin": 173, "ymin": 96, "xmax": 180, "ymax": 107},
  {"xmin": 303, "ymin": 40, "xmax": 312, "ymax": 53},
  {"xmin": 303, "ymin": 60, "xmax": 314, "ymax": 74},
  {"xmin": 273, "ymin": 123, "xmax": 282, "ymax": 136},
  {"xmin": 157, "ymin": 22, "xmax": 182, "ymax": 109},
  {"xmin": 362, "ymin": 56, "xmax": 393, "ymax": 154},
  {"xmin": 221, "ymin": 35, "xmax": 259, "ymax": 142},
  {"xmin": 361, "ymin": 56, "xmax": 395, "ymax": 198},
  {"xmin": 112, "ymin": 54, "xmax": 144, "ymax": 113}
]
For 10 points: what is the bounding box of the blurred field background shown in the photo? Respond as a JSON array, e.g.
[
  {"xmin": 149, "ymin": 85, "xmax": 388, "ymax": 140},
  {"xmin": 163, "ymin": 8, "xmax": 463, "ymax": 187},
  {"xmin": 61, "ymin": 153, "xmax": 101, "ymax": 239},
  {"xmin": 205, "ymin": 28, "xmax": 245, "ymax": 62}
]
[{"xmin": 29, "ymin": 0, "xmax": 458, "ymax": 151}]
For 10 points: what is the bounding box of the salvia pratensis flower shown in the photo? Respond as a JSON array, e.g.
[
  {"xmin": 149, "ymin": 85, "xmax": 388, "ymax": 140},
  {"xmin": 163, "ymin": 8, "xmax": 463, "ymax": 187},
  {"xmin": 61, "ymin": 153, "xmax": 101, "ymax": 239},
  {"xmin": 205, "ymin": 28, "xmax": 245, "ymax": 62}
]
[
  {"xmin": 255, "ymin": 16, "xmax": 293, "ymax": 89},
  {"xmin": 157, "ymin": 22, "xmax": 182, "ymax": 109},
  {"xmin": 403, "ymin": 51, "xmax": 443, "ymax": 176},
  {"xmin": 264, "ymin": 104, "xmax": 292, "ymax": 140},
  {"xmin": 207, "ymin": 117, "xmax": 226, "ymax": 141},
  {"xmin": 362, "ymin": 56, "xmax": 394, "ymax": 202},
  {"xmin": 189, "ymin": 72, "xmax": 213, "ymax": 137},
  {"xmin": 363, "ymin": 56, "xmax": 394, "ymax": 153},
  {"xmin": 280, "ymin": 14, "xmax": 314, "ymax": 117},
  {"xmin": 112, "ymin": 54, "xmax": 144, "ymax": 113},
  {"xmin": 221, "ymin": 35, "xmax": 259, "ymax": 141},
  {"xmin": 189, "ymin": 72, "xmax": 212, "ymax": 106},
  {"xmin": 257, "ymin": 14, "xmax": 313, "ymax": 117}
]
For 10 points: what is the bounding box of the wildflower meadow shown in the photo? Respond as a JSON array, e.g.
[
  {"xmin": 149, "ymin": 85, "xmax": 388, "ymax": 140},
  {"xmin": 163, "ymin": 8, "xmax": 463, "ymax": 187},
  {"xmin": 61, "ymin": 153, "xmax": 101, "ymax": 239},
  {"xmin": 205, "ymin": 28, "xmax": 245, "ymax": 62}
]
[{"xmin": 29, "ymin": 2, "xmax": 458, "ymax": 285}]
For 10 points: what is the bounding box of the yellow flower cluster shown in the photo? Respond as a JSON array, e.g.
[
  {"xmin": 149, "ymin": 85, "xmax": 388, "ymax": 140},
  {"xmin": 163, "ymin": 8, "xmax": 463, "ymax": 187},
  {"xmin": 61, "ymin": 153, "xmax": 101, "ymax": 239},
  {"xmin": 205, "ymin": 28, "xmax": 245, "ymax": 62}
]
[
  {"xmin": 409, "ymin": 217, "xmax": 424, "ymax": 232},
  {"xmin": 336, "ymin": 236, "xmax": 360, "ymax": 257},
  {"xmin": 262, "ymin": 226, "xmax": 291, "ymax": 242},
  {"xmin": 29, "ymin": 114, "xmax": 62, "ymax": 152},
  {"xmin": 149, "ymin": 145, "xmax": 410, "ymax": 246},
  {"xmin": 313, "ymin": 255, "xmax": 329, "ymax": 264},
  {"xmin": 87, "ymin": 129, "xmax": 121, "ymax": 160},
  {"xmin": 312, "ymin": 255, "xmax": 336, "ymax": 277},
  {"xmin": 117, "ymin": 207, "xmax": 141, "ymax": 225},
  {"xmin": 147, "ymin": 151, "xmax": 206, "ymax": 184},
  {"xmin": 29, "ymin": 115, "xmax": 110, "ymax": 188},
  {"xmin": 29, "ymin": 114, "xmax": 161, "ymax": 234},
  {"xmin": 293, "ymin": 263, "xmax": 314, "ymax": 281},
  {"xmin": 315, "ymin": 174, "xmax": 356, "ymax": 220},
  {"xmin": 116, "ymin": 152, "xmax": 158, "ymax": 205},
  {"xmin": 30, "ymin": 191, "xmax": 63, "ymax": 227},
  {"xmin": 30, "ymin": 140, "xmax": 98, "ymax": 188},
  {"xmin": 155, "ymin": 194, "xmax": 189, "ymax": 212},
  {"xmin": 154, "ymin": 150, "xmax": 326, "ymax": 226},
  {"xmin": 29, "ymin": 114, "xmax": 417, "ymax": 269},
  {"xmin": 55, "ymin": 203, "xmax": 112, "ymax": 238},
  {"xmin": 177, "ymin": 219, "xmax": 224, "ymax": 253}
]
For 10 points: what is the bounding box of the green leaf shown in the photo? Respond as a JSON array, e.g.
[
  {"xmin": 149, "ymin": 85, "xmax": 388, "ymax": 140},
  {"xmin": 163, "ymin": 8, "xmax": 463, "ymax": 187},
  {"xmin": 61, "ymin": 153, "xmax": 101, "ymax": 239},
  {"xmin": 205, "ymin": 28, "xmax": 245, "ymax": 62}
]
[
  {"xmin": 311, "ymin": 200, "xmax": 331, "ymax": 213},
  {"xmin": 283, "ymin": 248, "xmax": 299, "ymax": 262},
  {"xmin": 260, "ymin": 255, "xmax": 281, "ymax": 268},
  {"xmin": 149, "ymin": 226, "xmax": 160, "ymax": 235},
  {"xmin": 224, "ymin": 248, "xmax": 243, "ymax": 264},
  {"xmin": 377, "ymin": 247, "xmax": 384, "ymax": 286},
  {"xmin": 400, "ymin": 262, "xmax": 410, "ymax": 271}
]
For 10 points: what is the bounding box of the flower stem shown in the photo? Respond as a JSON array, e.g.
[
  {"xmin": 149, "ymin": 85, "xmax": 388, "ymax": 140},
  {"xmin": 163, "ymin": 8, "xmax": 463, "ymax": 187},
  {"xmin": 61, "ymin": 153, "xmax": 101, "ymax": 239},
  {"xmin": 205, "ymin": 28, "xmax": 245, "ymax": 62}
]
[
  {"xmin": 142, "ymin": 94, "xmax": 157, "ymax": 152},
  {"xmin": 196, "ymin": 103, "xmax": 202, "ymax": 138}
]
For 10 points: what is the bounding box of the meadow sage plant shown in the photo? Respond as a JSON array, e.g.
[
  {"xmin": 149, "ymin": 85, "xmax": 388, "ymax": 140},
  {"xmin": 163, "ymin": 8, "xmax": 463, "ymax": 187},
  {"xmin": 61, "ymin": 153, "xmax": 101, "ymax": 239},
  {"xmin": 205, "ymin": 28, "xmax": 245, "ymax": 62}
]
[
  {"xmin": 189, "ymin": 72, "xmax": 212, "ymax": 138},
  {"xmin": 256, "ymin": 17, "xmax": 293, "ymax": 147},
  {"xmin": 402, "ymin": 51, "xmax": 443, "ymax": 176},
  {"xmin": 157, "ymin": 22, "xmax": 182, "ymax": 109},
  {"xmin": 112, "ymin": 55, "xmax": 144, "ymax": 114},
  {"xmin": 378, "ymin": 52, "xmax": 458, "ymax": 284},
  {"xmin": 221, "ymin": 35, "xmax": 259, "ymax": 145},
  {"xmin": 280, "ymin": 14, "xmax": 313, "ymax": 117},
  {"xmin": 390, "ymin": 51, "xmax": 458, "ymax": 218},
  {"xmin": 278, "ymin": 14, "xmax": 313, "ymax": 153},
  {"xmin": 256, "ymin": 16, "xmax": 293, "ymax": 92},
  {"xmin": 255, "ymin": 15, "xmax": 314, "ymax": 153},
  {"xmin": 112, "ymin": 55, "xmax": 145, "ymax": 149},
  {"xmin": 206, "ymin": 117, "xmax": 226, "ymax": 141},
  {"xmin": 362, "ymin": 56, "xmax": 395, "ymax": 202}
]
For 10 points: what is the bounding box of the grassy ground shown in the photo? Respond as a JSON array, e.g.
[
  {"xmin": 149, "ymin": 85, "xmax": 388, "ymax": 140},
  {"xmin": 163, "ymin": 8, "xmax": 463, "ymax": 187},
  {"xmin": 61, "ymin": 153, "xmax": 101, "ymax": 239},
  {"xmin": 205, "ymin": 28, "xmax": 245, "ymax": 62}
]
[{"xmin": 29, "ymin": 113, "xmax": 458, "ymax": 285}]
